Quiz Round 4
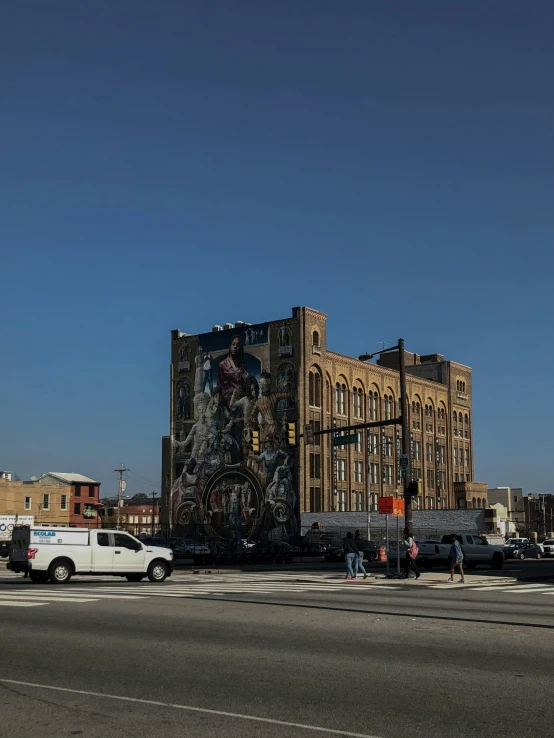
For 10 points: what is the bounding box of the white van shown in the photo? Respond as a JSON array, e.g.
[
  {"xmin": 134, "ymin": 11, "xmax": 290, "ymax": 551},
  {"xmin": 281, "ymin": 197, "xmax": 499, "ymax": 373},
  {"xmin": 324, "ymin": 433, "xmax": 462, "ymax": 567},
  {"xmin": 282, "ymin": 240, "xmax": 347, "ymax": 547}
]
[{"xmin": 8, "ymin": 526, "xmax": 174, "ymax": 584}]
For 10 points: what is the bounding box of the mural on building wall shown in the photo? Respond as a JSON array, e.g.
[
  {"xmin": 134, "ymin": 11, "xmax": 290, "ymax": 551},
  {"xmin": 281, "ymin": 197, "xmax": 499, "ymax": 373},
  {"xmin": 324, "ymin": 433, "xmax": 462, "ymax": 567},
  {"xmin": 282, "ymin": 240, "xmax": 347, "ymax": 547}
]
[{"xmin": 171, "ymin": 323, "xmax": 298, "ymax": 543}]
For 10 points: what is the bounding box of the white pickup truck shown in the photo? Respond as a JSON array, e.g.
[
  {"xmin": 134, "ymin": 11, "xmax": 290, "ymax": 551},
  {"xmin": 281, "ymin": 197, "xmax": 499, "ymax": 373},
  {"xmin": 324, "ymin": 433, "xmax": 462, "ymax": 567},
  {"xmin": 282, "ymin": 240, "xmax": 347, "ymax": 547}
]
[
  {"xmin": 8, "ymin": 526, "xmax": 174, "ymax": 584},
  {"xmin": 418, "ymin": 533, "xmax": 504, "ymax": 570}
]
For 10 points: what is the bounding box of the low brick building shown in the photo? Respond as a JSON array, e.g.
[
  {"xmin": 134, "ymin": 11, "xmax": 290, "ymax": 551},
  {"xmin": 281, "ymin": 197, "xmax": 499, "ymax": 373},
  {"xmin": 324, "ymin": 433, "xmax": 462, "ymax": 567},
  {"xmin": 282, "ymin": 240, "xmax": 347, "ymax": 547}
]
[{"xmin": 0, "ymin": 478, "xmax": 71, "ymax": 525}]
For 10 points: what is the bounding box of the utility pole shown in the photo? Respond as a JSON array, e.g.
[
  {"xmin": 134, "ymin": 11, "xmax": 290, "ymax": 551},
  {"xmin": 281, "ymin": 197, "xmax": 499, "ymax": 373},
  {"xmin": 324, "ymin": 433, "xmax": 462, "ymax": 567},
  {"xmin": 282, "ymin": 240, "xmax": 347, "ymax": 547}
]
[
  {"xmin": 114, "ymin": 464, "xmax": 128, "ymax": 530},
  {"xmin": 152, "ymin": 490, "xmax": 157, "ymax": 537}
]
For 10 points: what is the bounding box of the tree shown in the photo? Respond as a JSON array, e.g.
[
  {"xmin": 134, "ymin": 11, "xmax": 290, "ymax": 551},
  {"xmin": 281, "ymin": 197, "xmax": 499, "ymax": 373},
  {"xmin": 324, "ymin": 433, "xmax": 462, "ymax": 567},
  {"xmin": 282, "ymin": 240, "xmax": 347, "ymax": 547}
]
[{"xmin": 129, "ymin": 493, "xmax": 150, "ymax": 505}]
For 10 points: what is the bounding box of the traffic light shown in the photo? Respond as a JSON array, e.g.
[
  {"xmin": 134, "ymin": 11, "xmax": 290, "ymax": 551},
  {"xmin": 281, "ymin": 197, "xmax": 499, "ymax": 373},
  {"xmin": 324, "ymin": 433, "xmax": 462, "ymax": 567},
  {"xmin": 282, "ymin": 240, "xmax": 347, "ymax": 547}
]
[
  {"xmin": 407, "ymin": 480, "xmax": 422, "ymax": 497},
  {"xmin": 304, "ymin": 423, "xmax": 314, "ymax": 444},
  {"xmin": 287, "ymin": 422, "xmax": 296, "ymax": 447},
  {"xmin": 251, "ymin": 430, "xmax": 260, "ymax": 454}
]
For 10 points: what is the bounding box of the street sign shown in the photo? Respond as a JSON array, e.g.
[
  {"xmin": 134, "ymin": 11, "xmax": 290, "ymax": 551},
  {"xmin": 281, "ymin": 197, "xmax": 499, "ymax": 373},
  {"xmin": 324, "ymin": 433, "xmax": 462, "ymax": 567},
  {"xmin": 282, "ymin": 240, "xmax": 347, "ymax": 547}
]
[
  {"xmin": 333, "ymin": 433, "xmax": 359, "ymax": 447},
  {"xmin": 399, "ymin": 454, "xmax": 409, "ymax": 471},
  {"xmin": 378, "ymin": 497, "xmax": 405, "ymax": 516}
]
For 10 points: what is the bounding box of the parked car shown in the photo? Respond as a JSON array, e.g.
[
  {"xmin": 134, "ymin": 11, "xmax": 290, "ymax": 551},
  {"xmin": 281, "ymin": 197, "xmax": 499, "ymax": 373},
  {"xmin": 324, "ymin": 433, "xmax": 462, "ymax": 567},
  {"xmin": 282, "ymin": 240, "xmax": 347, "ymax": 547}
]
[
  {"xmin": 542, "ymin": 539, "xmax": 554, "ymax": 557},
  {"xmin": 503, "ymin": 542, "xmax": 542, "ymax": 560},
  {"xmin": 248, "ymin": 540, "xmax": 299, "ymax": 564},
  {"xmin": 175, "ymin": 541, "xmax": 211, "ymax": 558}
]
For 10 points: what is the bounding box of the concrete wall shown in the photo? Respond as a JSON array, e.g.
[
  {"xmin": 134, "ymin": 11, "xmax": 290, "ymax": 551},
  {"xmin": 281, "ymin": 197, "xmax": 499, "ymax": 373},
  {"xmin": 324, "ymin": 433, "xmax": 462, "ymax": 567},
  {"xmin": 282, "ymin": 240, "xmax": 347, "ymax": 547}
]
[{"xmin": 302, "ymin": 509, "xmax": 486, "ymax": 539}]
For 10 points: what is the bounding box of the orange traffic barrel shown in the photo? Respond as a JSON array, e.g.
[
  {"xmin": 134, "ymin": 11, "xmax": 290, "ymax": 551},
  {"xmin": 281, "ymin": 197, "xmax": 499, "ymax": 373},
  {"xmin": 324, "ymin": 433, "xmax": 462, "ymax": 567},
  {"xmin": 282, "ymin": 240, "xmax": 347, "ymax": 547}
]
[{"xmin": 377, "ymin": 547, "xmax": 387, "ymax": 562}]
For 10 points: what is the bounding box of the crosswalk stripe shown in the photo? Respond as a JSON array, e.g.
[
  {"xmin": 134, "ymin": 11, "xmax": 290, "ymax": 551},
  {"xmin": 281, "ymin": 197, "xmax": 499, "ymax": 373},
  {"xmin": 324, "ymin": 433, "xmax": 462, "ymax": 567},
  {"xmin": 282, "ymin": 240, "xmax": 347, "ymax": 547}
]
[
  {"xmin": 0, "ymin": 592, "xmax": 146, "ymax": 600},
  {"xmin": 0, "ymin": 593, "xmax": 97, "ymax": 603}
]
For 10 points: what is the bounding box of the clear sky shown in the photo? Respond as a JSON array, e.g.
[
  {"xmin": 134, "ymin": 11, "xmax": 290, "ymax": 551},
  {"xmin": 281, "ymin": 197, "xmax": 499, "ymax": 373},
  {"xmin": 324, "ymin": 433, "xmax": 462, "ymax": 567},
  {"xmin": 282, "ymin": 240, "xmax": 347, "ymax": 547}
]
[{"xmin": 1, "ymin": 1, "xmax": 553, "ymax": 497}]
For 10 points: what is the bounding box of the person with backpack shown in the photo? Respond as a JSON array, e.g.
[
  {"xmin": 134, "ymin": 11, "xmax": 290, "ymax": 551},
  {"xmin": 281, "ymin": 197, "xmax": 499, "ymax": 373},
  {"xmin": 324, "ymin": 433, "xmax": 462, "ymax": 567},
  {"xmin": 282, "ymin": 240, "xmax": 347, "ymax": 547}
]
[
  {"xmin": 343, "ymin": 532, "xmax": 358, "ymax": 580},
  {"xmin": 403, "ymin": 529, "xmax": 420, "ymax": 579}
]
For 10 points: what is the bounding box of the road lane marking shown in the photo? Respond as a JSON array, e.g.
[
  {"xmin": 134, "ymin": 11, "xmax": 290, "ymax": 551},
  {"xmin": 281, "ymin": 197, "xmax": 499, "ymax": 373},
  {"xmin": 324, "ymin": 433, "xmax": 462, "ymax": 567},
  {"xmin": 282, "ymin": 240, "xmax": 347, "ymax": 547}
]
[
  {"xmin": 0, "ymin": 678, "xmax": 383, "ymax": 738},
  {"xmin": 0, "ymin": 601, "xmax": 46, "ymax": 607}
]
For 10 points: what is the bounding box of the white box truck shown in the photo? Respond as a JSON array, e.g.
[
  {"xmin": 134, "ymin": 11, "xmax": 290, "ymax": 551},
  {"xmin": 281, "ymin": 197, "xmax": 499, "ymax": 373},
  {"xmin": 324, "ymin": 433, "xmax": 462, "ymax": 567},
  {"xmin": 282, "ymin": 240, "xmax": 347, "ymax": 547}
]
[{"xmin": 8, "ymin": 525, "xmax": 174, "ymax": 584}]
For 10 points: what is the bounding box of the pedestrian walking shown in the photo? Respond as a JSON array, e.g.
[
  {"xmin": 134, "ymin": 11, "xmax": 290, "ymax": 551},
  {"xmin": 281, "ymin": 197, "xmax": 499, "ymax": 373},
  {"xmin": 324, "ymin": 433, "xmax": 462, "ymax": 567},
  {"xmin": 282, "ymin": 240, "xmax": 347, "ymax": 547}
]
[
  {"xmin": 403, "ymin": 529, "xmax": 420, "ymax": 580},
  {"xmin": 354, "ymin": 530, "xmax": 369, "ymax": 579},
  {"xmin": 447, "ymin": 534, "xmax": 465, "ymax": 583},
  {"xmin": 343, "ymin": 532, "xmax": 358, "ymax": 580}
]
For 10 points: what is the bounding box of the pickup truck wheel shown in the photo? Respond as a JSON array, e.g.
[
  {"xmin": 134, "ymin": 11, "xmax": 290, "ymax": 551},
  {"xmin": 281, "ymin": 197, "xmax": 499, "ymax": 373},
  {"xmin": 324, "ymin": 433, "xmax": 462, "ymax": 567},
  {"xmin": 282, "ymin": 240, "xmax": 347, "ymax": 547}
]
[
  {"xmin": 49, "ymin": 559, "xmax": 73, "ymax": 584},
  {"xmin": 30, "ymin": 571, "xmax": 49, "ymax": 584},
  {"xmin": 283, "ymin": 553, "xmax": 293, "ymax": 564},
  {"xmin": 147, "ymin": 560, "xmax": 168, "ymax": 582},
  {"xmin": 367, "ymin": 552, "xmax": 376, "ymax": 563},
  {"xmin": 125, "ymin": 574, "xmax": 145, "ymax": 582},
  {"xmin": 491, "ymin": 553, "xmax": 504, "ymax": 569}
]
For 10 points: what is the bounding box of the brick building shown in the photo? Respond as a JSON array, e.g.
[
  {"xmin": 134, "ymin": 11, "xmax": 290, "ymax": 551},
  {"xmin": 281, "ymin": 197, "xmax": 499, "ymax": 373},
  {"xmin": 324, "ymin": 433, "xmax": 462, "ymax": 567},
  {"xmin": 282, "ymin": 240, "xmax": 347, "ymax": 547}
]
[
  {"xmin": 99, "ymin": 503, "xmax": 161, "ymax": 537},
  {"xmin": 0, "ymin": 478, "xmax": 71, "ymax": 525},
  {"xmin": 162, "ymin": 306, "xmax": 482, "ymax": 540},
  {"xmin": 37, "ymin": 473, "xmax": 101, "ymax": 525}
]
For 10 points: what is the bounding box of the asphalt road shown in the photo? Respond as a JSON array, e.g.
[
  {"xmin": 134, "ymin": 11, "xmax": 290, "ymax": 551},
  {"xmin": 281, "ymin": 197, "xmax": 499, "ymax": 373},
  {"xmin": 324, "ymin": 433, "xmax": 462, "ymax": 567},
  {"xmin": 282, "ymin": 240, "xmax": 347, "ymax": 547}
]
[{"xmin": 1, "ymin": 572, "xmax": 553, "ymax": 738}]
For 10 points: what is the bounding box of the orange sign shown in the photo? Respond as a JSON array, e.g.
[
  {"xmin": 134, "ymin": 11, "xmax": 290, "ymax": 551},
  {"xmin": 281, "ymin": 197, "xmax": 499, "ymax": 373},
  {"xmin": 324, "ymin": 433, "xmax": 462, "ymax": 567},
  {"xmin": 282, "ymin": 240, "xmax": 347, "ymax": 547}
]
[{"xmin": 378, "ymin": 496, "xmax": 405, "ymax": 516}]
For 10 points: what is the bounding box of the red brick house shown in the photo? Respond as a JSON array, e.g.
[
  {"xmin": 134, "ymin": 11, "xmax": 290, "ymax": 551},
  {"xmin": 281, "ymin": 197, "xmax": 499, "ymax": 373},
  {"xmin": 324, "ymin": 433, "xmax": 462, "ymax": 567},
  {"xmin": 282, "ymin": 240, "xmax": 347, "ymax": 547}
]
[{"xmin": 38, "ymin": 473, "xmax": 101, "ymax": 526}]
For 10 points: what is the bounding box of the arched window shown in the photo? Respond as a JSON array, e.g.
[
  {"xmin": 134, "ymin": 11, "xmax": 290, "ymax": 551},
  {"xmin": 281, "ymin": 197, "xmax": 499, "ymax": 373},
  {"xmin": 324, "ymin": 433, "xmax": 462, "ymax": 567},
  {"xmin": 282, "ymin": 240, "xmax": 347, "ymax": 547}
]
[
  {"xmin": 472, "ymin": 497, "xmax": 476, "ymax": 508},
  {"xmin": 309, "ymin": 371, "xmax": 322, "ymax": 407},
  {"xmin": 315, "ymin": 373, "xmax": 322, "ymax": 408},
  {"xmin": 477, "ymin": 498, "xmax": 481, "ymax": 508},
  {"xmin": 453, "ymin": 411, "xmax": 458, "ymax": 423},
  {"xmin": 416, "ymin": 402, "xmax": 420, "ymax": 415},
  {"xmin": 278, "ymin": 327, "xmax": 292, "ymax": 347},
  {"xmin": 458, "ymin": 412, "xmax": 463, "ymax": 423},
  {"xmin": 412, "ymin": 401, "xmax": 416, "ymax": 414},
  {"xmin": 369, "ymin": 390, "xmax": 379, "ymax": 421},
  {"xmin": 326, "ymin": 379, "xmax": 331, "ymax": 411},
  {"xmin": 341, "ymin": 384, "xmax": 347, "ymax": 415},
  {"xmin": 383, "ymin": 394, "xmax": 394, "ymax": 421},
  {"xmin": 353, "ymin": 387, "xmax": 363, "ymax": 418},
  {"xmin": 335, "ymin": 383, "xmax": 341, "ymax": 414},
  {"xmin": 312, "ymin": 330, "xmax": 320, "ymax": 347},
  {"xmin": 464, "ymin": 414, "xmax": 469, "ymax": 425}
]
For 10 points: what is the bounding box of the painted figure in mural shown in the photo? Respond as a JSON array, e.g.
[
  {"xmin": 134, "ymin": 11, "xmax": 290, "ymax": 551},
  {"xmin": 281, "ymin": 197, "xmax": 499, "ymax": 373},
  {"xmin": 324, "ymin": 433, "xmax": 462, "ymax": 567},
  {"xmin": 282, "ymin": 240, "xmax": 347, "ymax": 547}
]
[
  {"xmin": 176, "ymin": 404, "xmax": 211, "ymax": 462},
  {"xmin": 205, "ymin": 387, "xmax": 232, "ymax": 441},
  {"xmin": 217, "ymin": 334, "xmax": 249, "ymax": 408},
  {"xmin": 176, "ymin": 381, "xmax": 190, "ymax": 422},
  {"xmin": 266, "ymin": 457, "xmax": 297, "ymax": 536},
  {"xmin": 194, "ymin": 348, "xmax": 205, "ymax": 394},
  {"xmin": 252, "ymin": 371, "xmax": 292, "ymax": 441},
  {"xmin": 254, "ymin": 435, "xmax": 289, "ymax": 487},
  {"xmin": 230, "ymin": 376, "xmax": 260, "ymax": 458},
  {"xmin": 171, "ymin": 457, "xmax": 199, "ymax": 514},
  {"xmin": 202, "ymin": 353, "xmax": 213, "ymax": 394}
]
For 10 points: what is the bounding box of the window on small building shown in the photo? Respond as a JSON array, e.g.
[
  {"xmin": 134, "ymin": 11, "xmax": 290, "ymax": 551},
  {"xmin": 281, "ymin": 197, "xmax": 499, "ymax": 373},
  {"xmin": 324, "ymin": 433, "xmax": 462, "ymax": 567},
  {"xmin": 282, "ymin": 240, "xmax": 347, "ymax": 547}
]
[
  {"xmin": 74, "ymin": 486, "xmax": 81, "ymax": 498},
  {"xmin": 89, "ymin": 486, "xmax": 95, "ymax": 498},
  {"xmin": 60, "ymin": 494, "xmax": 67, "ymax": 511},
  {"xmin": 74, "ymin": 502, "xmax": 81, "ymax": 515},
  {"xmin": 24, "ymin": 496, "xmax": 32, "ymax": 510},
  {"xmin": 312, "ymin": 330, "xmax": 320, "ymax": 347},
  {"xmin": 43, "ymin": 494, "xmax": 50, "ymax": 510}
]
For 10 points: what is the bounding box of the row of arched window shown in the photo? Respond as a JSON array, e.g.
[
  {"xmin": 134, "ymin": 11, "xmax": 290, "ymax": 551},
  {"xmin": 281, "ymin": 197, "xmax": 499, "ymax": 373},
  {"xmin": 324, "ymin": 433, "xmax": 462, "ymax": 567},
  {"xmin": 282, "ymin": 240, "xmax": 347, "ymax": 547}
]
[
  {"xmin": 456, "ymin": 380, "xmax": 467, "ymax": 393},
  {"xmin": 309, "ymin": 370, "xmax": 453, "ymax": 424},
  {"xmin": 453, "ymin": 412, "xmax": 469, "ymax": 424}
]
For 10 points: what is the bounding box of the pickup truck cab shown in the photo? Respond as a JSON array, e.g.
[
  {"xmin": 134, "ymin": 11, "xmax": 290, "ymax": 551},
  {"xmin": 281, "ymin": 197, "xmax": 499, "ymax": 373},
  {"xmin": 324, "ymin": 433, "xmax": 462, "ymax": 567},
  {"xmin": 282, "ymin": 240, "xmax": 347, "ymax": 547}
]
[
  {"xmin": 418, "ymin": 534, "xmax": 504, "ymax": 570},
  {"xmin": 8, "ymin": 526, "xmax": 174, "ymax": 584}
]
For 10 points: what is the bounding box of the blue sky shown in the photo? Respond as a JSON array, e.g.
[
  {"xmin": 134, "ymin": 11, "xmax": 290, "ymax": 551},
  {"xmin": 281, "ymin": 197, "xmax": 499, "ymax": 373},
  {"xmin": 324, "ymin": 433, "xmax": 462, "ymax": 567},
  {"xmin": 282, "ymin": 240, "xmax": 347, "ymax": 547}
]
[{"xmin": 1, "ymin": 1, "xmax": 553, "ymax": 497}]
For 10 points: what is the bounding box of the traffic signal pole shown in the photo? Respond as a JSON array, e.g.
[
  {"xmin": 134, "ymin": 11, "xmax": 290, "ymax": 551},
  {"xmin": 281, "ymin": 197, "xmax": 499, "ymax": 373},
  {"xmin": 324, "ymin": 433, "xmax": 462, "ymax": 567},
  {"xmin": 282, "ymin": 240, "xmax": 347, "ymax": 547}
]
[{"xmin": 398, "ymin": 338, "xmax": 413, "ymax": 536}]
